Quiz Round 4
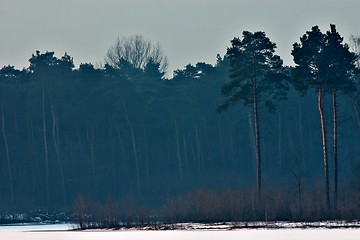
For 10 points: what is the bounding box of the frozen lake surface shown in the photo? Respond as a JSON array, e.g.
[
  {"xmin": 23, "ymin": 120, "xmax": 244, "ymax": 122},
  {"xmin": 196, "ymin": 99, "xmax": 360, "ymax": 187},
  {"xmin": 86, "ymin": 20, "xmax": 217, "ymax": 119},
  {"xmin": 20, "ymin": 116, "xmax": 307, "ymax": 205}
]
[{"xmin": 1, "ymin": 223, "xmax": 360, "ymax": 240}]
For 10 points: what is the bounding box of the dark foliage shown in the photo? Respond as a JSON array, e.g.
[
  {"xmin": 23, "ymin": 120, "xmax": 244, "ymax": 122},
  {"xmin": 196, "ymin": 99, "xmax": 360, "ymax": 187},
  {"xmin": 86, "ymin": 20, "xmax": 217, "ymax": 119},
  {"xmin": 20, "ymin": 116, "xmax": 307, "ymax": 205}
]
[{"xmin": 0, "ymin": 28, "xmax": 359, "ymax": 225}]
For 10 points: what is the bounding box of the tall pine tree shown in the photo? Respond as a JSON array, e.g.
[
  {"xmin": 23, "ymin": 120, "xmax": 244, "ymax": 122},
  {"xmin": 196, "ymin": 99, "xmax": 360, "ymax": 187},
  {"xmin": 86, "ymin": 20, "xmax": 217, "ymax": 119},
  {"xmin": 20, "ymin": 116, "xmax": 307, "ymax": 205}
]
[{"xmin": 218, "ymin": 31, "xmax": 288, "ymax": 198}]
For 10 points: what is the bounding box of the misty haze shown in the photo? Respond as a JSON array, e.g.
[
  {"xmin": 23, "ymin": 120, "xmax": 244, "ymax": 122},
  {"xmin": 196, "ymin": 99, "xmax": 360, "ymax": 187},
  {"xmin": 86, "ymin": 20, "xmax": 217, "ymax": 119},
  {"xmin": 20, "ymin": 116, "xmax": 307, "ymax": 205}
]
[{"xmin": 0, "ymin": 1, "xmax": 360, "ymax": 239}]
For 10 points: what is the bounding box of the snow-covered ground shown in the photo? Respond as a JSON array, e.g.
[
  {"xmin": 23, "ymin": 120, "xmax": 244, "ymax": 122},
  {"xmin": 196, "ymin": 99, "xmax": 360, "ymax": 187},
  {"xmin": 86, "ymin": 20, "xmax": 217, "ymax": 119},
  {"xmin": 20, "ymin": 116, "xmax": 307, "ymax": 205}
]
[{"xmin": 1, "ymin": 224, "xmax": 360, "ymax": 240}]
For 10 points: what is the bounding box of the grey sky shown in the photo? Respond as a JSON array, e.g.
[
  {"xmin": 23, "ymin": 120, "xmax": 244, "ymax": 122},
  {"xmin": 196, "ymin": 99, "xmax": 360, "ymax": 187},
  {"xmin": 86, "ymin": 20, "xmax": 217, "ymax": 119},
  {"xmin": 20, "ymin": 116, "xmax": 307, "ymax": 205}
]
[{"xmin": 1, "ymin": 0, "xmax": 359, "ymax": 75}]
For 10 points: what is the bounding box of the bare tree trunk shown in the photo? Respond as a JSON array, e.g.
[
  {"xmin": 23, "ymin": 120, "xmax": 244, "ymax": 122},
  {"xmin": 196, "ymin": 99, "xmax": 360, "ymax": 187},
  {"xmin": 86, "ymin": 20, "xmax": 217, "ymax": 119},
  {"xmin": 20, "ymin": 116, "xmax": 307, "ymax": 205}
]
[
  {"xmin": 1, "ymin": 105, "xmax": 14, "ymax": 206},
  {"xmin": 318, "ymin": 88, "xmax": 330, "ymax": 211},
  {"xmin": 116, "ymin": 125, "xmax": 127, "ymax": 173},
  {"xmin": 202, "ymin": 118, "xmax": 211, "ymax": 164},
  {"xmin": 51, "ymin": 103, "xmax": 67, "ymax": 208},
  {"xmin": 27, "ymin": 119, "xmax": 36, "ymax": 204},
  {"xmin": 225, "ymin": 116, "xmax": 234, "ymax": 165},
  {"xmin": 107, "ymin": 115, "xmax": 115, "ymax": 196},
  {"xmin": 142, "ymin": 126, "xmax": 150, "ymax": 183},
  {"xmin": 195, "ymin": 126, "xmax": 202, "ymax": 173},
  {"xmin": 253, "ymin": 77, "xmax": 261, "ymax": 199},
  {"xmin": 217, "ymin": 117, "xmax": 226, "ymax": 168},
  {"xmin": 42, "ymin": 87, "xmax": 50, "ymax": 205},
  {"xmin": 190, "ymin": 141, "xmax": 197, "ymax": 171},
  {"xmin": 332, "ymin": 88, "xmax": 338, "ymax": 210},
  {"xmin": 123, "ymin": 103, "xmax": 141, "ymax": 196},
  {"xmin": 173, "ymin": 120, "xmax": 183, "ymax": 181},
  {"xmin": 296, "ymin": 93, "xmax": 305, "ymax": 160},
  {"xmin": 130, "ymin": 123, "xmax": 141, "ymax": 195},
  {"xmin": 182, "ymin": 134, "xmax": 189, "ymax": 174},
  {"xmin": 276, "ymin": 109, "xmax": 282, "ymax": 165},
  {"xmin": 285, "ymin": 121, "xmax": 296, "ymax": 157},
  {"xmin": 86, "ymin": 122, "xmax": 97, "ymax": 198},
  {"xmin": 248, "ymin": 111, "xmax": 255, "ymax": 161},
  {"xmin": 86, "ymin": 123, "xmax": 96, "ymax": 177}
]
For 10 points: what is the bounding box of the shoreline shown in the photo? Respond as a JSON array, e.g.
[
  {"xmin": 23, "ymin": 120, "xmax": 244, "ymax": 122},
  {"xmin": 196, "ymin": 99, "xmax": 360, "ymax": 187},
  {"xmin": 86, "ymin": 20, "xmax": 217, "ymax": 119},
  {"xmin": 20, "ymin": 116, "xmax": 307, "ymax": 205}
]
[
  {"xmin": 71, "ymin": 220, "xmax": 360, "ymax": 231},
  {"xmin": 2, "ymin": 220, "xmax": 360, "ymax": 231}
]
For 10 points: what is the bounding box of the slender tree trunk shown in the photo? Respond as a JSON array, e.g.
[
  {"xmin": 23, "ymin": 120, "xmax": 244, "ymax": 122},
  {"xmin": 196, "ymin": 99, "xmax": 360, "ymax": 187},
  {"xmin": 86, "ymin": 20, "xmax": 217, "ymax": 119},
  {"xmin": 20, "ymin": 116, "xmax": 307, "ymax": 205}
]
[
  {"xmin": 51, "ymin": 103, "xmax": 67, "ymax": 208},
  {"xmin": 130, "ymin": 121, "xmax": 141, "ymax": 195},
  {"xmin": 318, "ymin": 88, "xmax": 330, "ymax": 211},
  {"xmin": 296, "ymin": 93, "xmax": 305, "ymax": 161},
  {"xmin": 217, "ymin": 117, "xmax": 226, "ymax": 168},
  {"xmin": 86, "ymin": 123, "xmax": 97, "ymax": 197},
  {"xmin": 27, "ymin": 119, "xmax": 36, "ymax": 204},
  {"xmin": 123, "ymin": 103, "xmax": 141, "ymax": 196},
  {"xmin": 202, "ymin": 118, "xmax": 211, "ymax": 164},
  {"xmin": 107, "ymin": 116, "xmax": 115, "ymax": 197},
  {"xmin": 86, "ymin": 124, "xmax": 95, "ymax": 177},
  {"xmin": 1, "ymin": 105, "xmax": 14, "ymax": 206},
  {"xmin": 142, "ymin": 126, "xmax": 150, "ymax": 183},
  {"xmin": 195, "ymin": 126, "xmax": 201, "ymax": 173},
  {"xmin": 285, "ymin": 121, "xmax": 295, "ymax": 156},
  {"xmin": 297, "ymin": 174, "xmax": 301, "ymax": 209},
  {"xmin": 42, "ymin": 87, "xmax": 50, "ymax": 206},
  {"xmin": 276, "ymin": 109, "xmax": 282, "ymax": 165},
  {"xmin": 173, "ymin": 120, "xmax": 183, "ymax": 181},
  {"xmin": 182, "ymin": 135, "xmax": 189, "ymax": 174},
  {"xmin": 248, "ymin": 111, "xmax": 255, "ymax": 162},
  {"xmin": 76, "ymin": 121, "xmax": 83, "ymax": 152},
  {"xmin": 253, "ymin": 78, "xmax": 261, "ymax": 199},
  {"xmin": 190, "ymin": 141, "xmax": 197, "ymax": 171},
  {"xmin": 225, "ymin": 116, "xmax": 234, "ymax": 165},
  {"xmin": 332, "ymin": 88, "xmax": 338, "ymax": 210}
]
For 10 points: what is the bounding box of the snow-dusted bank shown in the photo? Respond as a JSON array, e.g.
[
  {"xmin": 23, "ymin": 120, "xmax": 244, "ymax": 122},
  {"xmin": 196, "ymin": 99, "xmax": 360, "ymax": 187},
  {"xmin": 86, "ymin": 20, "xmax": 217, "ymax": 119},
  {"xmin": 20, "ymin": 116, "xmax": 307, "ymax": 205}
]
[
  {"xmin": 123, "ymin": 220, "xmax": 360, "ymax": 230},
  {"xmin": 1, "ymin": 223, "xmax": 360, "ymax": 240}
]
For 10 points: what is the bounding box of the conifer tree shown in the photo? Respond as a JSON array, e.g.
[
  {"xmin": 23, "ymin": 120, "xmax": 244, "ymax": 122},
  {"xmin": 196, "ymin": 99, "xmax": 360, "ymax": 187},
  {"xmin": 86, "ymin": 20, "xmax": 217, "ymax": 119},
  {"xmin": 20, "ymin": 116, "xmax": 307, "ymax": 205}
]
[{"xmin": 218, "ymin": 31, "xmax": 288, "ymax": 198}]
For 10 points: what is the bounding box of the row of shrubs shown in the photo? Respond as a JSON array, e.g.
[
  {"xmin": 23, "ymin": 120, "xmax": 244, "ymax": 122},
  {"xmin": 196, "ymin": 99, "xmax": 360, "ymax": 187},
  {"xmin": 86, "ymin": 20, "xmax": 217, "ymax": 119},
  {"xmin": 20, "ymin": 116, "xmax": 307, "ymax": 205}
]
[{"xmin": 73, "ymin": 186, "xmax": 360, "ymax": 229}]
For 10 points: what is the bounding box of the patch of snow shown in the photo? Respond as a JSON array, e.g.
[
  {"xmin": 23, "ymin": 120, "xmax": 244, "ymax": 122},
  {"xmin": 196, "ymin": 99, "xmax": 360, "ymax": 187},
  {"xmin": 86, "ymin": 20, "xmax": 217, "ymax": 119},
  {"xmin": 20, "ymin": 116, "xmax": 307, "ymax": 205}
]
[{"xmin": 1, "ymin": 223, "xmax": 360, "ymax": 240}]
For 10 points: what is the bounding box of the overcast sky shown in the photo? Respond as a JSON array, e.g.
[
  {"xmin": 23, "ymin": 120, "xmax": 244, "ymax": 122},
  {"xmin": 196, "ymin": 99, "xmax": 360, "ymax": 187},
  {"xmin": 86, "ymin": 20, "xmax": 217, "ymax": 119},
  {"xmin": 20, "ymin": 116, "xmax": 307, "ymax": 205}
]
[{"xmin": 1, "ymin": 0, "xmax": 359, "ymax": 74}]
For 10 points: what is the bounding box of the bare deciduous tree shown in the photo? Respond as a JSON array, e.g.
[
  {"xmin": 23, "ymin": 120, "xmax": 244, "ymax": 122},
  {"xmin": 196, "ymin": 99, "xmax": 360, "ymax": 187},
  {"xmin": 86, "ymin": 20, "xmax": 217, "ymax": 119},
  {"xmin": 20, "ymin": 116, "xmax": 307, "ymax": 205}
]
[
  {"xmin": 105, "ymin": 35, "xmax": 169, "ymax": 74},
  {"xmin": 349, "ymin": 35, "xmax": 360, "ymax": 131},
  {"xmin": 350, "ymin": 35, "xmax": 360, "ymax": 68}
]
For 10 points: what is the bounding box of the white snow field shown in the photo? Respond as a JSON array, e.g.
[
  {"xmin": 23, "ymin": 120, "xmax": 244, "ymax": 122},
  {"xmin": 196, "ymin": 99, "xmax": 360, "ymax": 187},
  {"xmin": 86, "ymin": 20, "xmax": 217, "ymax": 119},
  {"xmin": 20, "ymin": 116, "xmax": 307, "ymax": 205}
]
[{"xmin": 1, "ymin": 224, "xmax": 360, "ymax": 240}]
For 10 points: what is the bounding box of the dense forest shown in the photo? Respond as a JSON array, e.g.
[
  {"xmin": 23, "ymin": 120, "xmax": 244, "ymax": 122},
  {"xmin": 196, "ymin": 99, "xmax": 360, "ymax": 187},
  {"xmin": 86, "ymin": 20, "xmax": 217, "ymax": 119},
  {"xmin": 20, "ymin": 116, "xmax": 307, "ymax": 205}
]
[{"xmin": 0, "ymin": 25, "xmax": 359, "ymax": 224}]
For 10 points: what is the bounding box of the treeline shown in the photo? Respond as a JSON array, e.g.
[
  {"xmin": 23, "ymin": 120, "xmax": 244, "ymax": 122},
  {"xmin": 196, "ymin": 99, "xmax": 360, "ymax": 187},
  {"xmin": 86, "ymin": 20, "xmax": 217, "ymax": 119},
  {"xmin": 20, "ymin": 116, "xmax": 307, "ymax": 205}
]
[{"xmin": 0, "ymin": 26, "xmax": 359, "ymax": 223}]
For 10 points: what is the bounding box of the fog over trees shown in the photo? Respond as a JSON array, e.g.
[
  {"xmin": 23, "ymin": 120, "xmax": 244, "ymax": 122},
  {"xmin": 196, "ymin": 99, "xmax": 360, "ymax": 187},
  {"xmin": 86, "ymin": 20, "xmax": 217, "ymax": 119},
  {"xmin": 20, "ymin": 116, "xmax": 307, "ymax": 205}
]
[
  {"xmin": 218, "ymin": 31, "xmax": 288, "ymax": 199},
  {"xmin": 292, "ymin": 25, "xmax": 358, "ymax": 211},
  {"xmin": 0, "ymin": 25, "xmax": 359, "ymax": 224}
]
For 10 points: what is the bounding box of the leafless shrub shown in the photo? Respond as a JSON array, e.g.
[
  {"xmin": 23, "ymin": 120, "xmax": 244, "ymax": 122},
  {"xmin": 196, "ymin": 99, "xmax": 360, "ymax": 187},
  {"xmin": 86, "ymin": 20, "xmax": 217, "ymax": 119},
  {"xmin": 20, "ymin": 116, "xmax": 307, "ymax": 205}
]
[
  {"xmin": 94, "ymin": 198, "xmax": 119, "ymax": 228},
  {"xmin": 74, "ymin": 195, "xmax": 89, "ymax": 229}
]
